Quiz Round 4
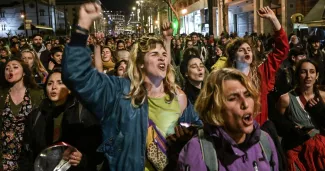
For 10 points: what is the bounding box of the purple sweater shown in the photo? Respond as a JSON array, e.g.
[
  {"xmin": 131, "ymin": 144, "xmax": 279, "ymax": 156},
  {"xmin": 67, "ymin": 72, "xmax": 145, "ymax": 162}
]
[{"xmin": 178, "ymin": 122, "xmax": 279, "ymax": 171}]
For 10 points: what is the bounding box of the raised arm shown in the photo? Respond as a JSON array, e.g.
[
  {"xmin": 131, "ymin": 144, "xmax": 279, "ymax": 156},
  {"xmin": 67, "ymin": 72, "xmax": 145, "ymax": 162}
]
[
  {"xmin": 62, "ymin": 3, "xmax": 124, "ymax": 119},
  {"xmin": 258, "ymin": 6, "xmax": 289, "ymax": 91},
  {"xmin": 93, "ymin": 32, "xmax": 104, "ymax": 72},
  {"xmin": 162, "ymin": 22, "xmax": 173, "ymax": 64}
]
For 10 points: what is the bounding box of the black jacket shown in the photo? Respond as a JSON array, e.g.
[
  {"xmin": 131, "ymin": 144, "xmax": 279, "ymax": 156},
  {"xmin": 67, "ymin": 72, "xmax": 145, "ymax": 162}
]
[{"xmin": 19, "ymin": 96, "xmax": 103, "ymax": 171}]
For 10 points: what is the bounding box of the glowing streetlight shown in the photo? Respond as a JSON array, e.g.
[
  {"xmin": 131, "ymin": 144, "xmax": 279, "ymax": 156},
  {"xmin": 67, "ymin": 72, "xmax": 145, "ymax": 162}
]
[
  {"xmin": 21, "ymin": 14, "xmax": 25, "ymax": 18},
  {"xmin": 132, "ymin": 7, "xmax": 136, "ymax": 11},
  {"xmin": 155, "ymin": 20, "xmax": 159, "ymax": 25},
  {"xmin": 181, "ymin": 9, "xmax": 187, "ymax": 15}
]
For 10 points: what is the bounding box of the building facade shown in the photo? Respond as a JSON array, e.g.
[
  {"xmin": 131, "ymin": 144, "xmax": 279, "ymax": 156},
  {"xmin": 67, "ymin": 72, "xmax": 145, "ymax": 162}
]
[
  {"xmin": 104, "ymin": 11, "xmax": 126, "ymax": 35},
  {"xmin": 0, "ymin": 0, "xmax": 65, "ymax": 37},
  {"xmin": 175, "ymin": 0, "xmax": 319, "ymax": 37}
]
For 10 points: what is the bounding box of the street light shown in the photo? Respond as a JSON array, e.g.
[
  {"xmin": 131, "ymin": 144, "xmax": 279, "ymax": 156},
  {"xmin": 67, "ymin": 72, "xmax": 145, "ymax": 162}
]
[
  {"xmin": 155, "ymin": 20, "xmax": 158, "ymax": 25},
  {"xmin": 181, "ymin": 9, "xmax": 187, "ymax": 15},
  {"xmin": 181, "ymin": 9, "xmax": 187, "ymax": 34},
  {"xmin": 21, "ymin": 14, "xmax": 25, "ymax": 18},
  {"xmin": 132, "ymin": 7, "xmax": 136, "ymax": 11}
]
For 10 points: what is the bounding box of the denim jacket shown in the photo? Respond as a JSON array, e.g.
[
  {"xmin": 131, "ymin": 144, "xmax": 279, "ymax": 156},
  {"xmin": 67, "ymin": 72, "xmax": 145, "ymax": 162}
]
[{"xmin": 62, "ymin": 33, "xmax": 202, "ymax": 170}]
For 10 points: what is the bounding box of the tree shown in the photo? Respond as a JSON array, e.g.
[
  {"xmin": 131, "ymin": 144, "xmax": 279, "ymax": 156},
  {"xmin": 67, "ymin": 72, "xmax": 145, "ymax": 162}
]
[{"xmin": 163, "ymin": 0, "xmax": 181, "ymax": 34}]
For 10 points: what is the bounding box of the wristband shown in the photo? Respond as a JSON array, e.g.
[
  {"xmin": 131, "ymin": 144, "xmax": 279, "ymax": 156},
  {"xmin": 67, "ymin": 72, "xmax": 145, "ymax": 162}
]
[{"xmin": 75, "ymin": 25, "xmax": 89, "ymax": 35}]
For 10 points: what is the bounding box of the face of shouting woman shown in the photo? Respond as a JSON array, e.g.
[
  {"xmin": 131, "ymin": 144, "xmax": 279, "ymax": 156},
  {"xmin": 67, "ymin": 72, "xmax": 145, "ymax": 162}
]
[
  {"xmin": 221, "ymin": 79, "xmax": 255, "ymax": 142},
  {"xmin": 5, "ymin": 60, "xmax": 24, "ymax": 84},
  {"xmin": 46, "ymin": 72, "xmax": 70, "ymax": 106}
]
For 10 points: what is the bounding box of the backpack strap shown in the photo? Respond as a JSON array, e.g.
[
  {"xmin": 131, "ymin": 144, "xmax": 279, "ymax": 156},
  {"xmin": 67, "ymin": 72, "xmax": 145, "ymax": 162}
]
[
  {"xmin": 198, "ymin": 129, "xmax": 218, "ymax": 171},
  {"xmin": 259, "ymin": 130, "xmax": 275, "ymax": 171}
]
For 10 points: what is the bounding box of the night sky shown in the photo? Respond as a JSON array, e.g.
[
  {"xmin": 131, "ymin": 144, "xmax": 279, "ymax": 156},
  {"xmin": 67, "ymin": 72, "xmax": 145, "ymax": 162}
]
[{"xmin": 101, "ymin": 0, "xmax": 132, "ymax": 12}]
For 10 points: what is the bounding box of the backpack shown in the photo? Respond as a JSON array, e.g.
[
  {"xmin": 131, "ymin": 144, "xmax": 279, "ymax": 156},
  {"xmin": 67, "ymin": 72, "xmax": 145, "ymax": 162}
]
[{"xmin": 198, "ymin": 129, "xmax": 275, "ymax": 171}]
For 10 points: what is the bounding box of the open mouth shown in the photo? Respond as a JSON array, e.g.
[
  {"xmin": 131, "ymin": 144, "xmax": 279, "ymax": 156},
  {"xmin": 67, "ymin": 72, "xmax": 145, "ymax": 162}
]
[
  {"xmin": 8, "ymin": 73, "xmax": 13, "ymax": 79},
  {"xmin": 242, "ymin": 114, "xmax": 253, "ymax": 125},
  {"xmin": 158, "ymin": 63, "xmax": 166, "ymax": 71},
  {"xmin": 244, "ymin": 55, "xmax": 251, "ymax": 60},
  {"xmin": 50, "ymin": 92, "xmax": 57, "ymax": 97}
]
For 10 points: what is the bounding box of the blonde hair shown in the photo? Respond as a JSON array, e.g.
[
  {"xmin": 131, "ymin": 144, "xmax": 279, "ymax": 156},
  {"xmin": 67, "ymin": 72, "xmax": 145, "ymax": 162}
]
[
  {"xmin": 225, "ymin": 38, "xmax": 261, "ymax": 91},
  {"xmin": 195, "ymin": 68, "xmax": 260, "ymax": 126},
  {"xmin": 21, "ymin": 49, "xmax": 48, "ymax": 81},
  {"xmin": 127, "ymin": 36, "xmax": 178, "ymax": 107}
]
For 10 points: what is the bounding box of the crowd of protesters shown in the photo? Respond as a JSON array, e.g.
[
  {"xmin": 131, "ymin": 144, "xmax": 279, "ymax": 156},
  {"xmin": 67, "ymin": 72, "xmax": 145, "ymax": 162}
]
[{"xmin": 0, "ymin": 2, "xmax": 325, "ymax": 171}]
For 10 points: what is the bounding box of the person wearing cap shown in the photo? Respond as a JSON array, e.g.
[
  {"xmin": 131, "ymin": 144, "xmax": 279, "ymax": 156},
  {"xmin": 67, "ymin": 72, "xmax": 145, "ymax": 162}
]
[
  {"xmin": 306, "ymin": 35, "xmax": 325, "ymax": 84},
  {"xmin": 275, "ymin": 48, "xmax": 307, "ymax": 98}
]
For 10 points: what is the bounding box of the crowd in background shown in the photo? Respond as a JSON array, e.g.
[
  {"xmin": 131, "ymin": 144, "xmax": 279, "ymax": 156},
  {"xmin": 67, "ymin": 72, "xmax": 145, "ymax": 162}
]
[{"xmin": 0, "ymin": 3, "xmax": 325, "ymax": 171}]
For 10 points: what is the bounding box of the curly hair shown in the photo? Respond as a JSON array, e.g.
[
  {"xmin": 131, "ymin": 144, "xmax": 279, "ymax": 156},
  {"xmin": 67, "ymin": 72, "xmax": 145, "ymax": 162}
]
[
  {"xmin": 225, "ymin": 38, "xmax": 261, "ymax": 91},
  {"xmin": 126, "ymin": 36, "xmax": 178, "ymax": 107},
  {"xmin": 195, "ymin": 68, "xmax": 260, "ymax": 126}
]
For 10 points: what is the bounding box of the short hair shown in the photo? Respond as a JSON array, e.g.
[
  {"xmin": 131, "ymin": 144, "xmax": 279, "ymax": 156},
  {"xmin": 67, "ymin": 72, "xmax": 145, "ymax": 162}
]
[
  {"xmin": 190, "ymin": 32, "xmax": 198, "ymax": 37},
  {"xmin": 308, "ymin": 35, "xmax": 320, "ymax": 44},
  {"xmin": 180, "ymin": 48, "xmax": 201, "ymax": 78},
  {"xmin": 289, "ymin": 48, "xmax": 306, "ymax": 57},
  {"xmin": 32, "ymin": 33, "xmax": 43, "ymax": 39},
  {"xmin": 50, "ymin": 46, "xmax": 63, "ymax": 56},
  {"xmin": 195, "ymin": 68, "xmax": 260, "ymax": 126}
]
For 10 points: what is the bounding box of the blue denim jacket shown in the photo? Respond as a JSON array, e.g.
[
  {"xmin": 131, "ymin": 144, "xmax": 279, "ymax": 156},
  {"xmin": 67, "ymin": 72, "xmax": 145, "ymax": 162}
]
[{"xmin": 62, "ymin": 33, "xmax": 202, "ymax": 170}]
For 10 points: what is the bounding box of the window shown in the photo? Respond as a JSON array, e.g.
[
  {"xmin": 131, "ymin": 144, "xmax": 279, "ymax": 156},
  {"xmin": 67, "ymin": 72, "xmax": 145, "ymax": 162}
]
[
  {"xmin": 0, "ymin": 11, "xmax": 5, "ymax": 18},
  {"xmin": 40, "ymin": 9, "xmax": 45, "ymax": 16},
  {"xmin": 1, "ymin": 24, "xmax": 6, "ymax": 31},
  {"xmin": 59, "ymin": 23, "xmax": 64, "ymax": 29}
]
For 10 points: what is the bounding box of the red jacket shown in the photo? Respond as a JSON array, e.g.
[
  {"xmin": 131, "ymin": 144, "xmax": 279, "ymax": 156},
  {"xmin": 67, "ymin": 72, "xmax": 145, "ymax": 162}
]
[{"xmin": 255, "ymin": 28, "xmax": 289, "ymax": 125}]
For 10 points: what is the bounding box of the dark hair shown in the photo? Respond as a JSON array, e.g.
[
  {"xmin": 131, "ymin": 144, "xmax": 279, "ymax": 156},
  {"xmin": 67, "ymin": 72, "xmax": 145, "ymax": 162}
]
[
  {"xmin": 190, "ymin": 32, "xmax": 199, "ymax": 37},
  {"xmin": 3, "ymin": 57, "xmax": 38, "ymax": 89},
  {"xmin": 295, "ymin": 58, "xmax": 319, "ymax": 86},
  {"xmin": 114, "ymin": 60, "xmax": 128, "ymax": 76},
  {"xmin": 43, "ymin": 68, "xmax": 62, "ymax": 96},
  {"xmin": 308, "ymin": 35, "xmax": 320, "ymax": 44},
  {"xmin": 180, "ymin": 48, "xmax": 201, "ymax": 78},
  {"xmin": 32, "ymin": 33, "xmax": 43, "ymax": 39},
  {"xmin": 289, "ymin": 48, "xmax": 306, "ymax": 58},
  {"xmin": 50, "ymin": 46, "xmax": 63, "ymax": 56}
]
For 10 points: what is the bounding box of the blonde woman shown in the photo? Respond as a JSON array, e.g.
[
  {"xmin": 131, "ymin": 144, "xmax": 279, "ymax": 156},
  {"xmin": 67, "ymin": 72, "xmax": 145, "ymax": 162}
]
[
  {"xmin": 21, "ymin": 49, "xmax": 48, "ymax": 84},
  {"xmin": 178, "ymin": 68, "xmax": 279, "ymax": 171},
  {"xmin": 62, "ymin": 3, "xmax": 201, "ymax": 170}
]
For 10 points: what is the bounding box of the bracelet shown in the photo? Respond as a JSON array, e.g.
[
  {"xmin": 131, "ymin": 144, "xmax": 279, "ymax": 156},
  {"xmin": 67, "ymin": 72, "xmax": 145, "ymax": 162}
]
[{"xmin": 75, "ymin": 25, "xmax": 89, "ymax": 35}]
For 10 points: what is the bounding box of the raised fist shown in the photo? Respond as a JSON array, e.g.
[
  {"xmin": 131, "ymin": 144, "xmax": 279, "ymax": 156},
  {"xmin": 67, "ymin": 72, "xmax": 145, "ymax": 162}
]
[{"xmin": 78, "ymin": 3, "xmax": 102, "ymax": 30}]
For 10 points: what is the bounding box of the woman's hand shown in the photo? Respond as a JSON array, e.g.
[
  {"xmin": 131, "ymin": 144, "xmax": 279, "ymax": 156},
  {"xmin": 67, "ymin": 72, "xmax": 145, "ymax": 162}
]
[
  {"xmin": 94, "ymin": 32, "xmax": 105, "ymax": 46},
  {"xmin": 78, "ymin": 2, "xmax": 102, "ymax": 31},
  {"xmin": 257, "ymin": 6, "xmax": 281, "ymax": 31},
  {"xmin": 68, "ymin": 150, "xmax": 83, "ymax": 166},
  {"xmin": 48, "ymin": 61, "xmax": 55, "ymax": 71},
  {"xmin": 62, "ymin": 147, "xmax": 83, "ymax": 167},
  {"xmin": 162, "ymin": 22, "xmax": 173, "ymax": 40},
  {"xmin": 167, "ymin": 125, "xmax": 194, "ymax": 144},
  {"xmin": 257, "ymin": 6, "xmax": 275, "ymax": 20}
]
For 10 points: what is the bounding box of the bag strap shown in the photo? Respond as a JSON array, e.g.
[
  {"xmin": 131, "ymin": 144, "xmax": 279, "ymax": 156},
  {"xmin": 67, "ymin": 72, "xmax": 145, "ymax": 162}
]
[
  {"xmin": 198, "ymin": 129, "xmax": 218, "ymax": 171},
  {"xmin": 259, "ymin": 130, "xmax": 274, "ymax": 171}
]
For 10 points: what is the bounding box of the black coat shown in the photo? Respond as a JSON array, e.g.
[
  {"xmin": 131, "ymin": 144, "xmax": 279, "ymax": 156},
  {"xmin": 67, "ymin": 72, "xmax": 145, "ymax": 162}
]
[{"xmin": 19, "ymin": 96, "xmax": 103, "ymax": 171}]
